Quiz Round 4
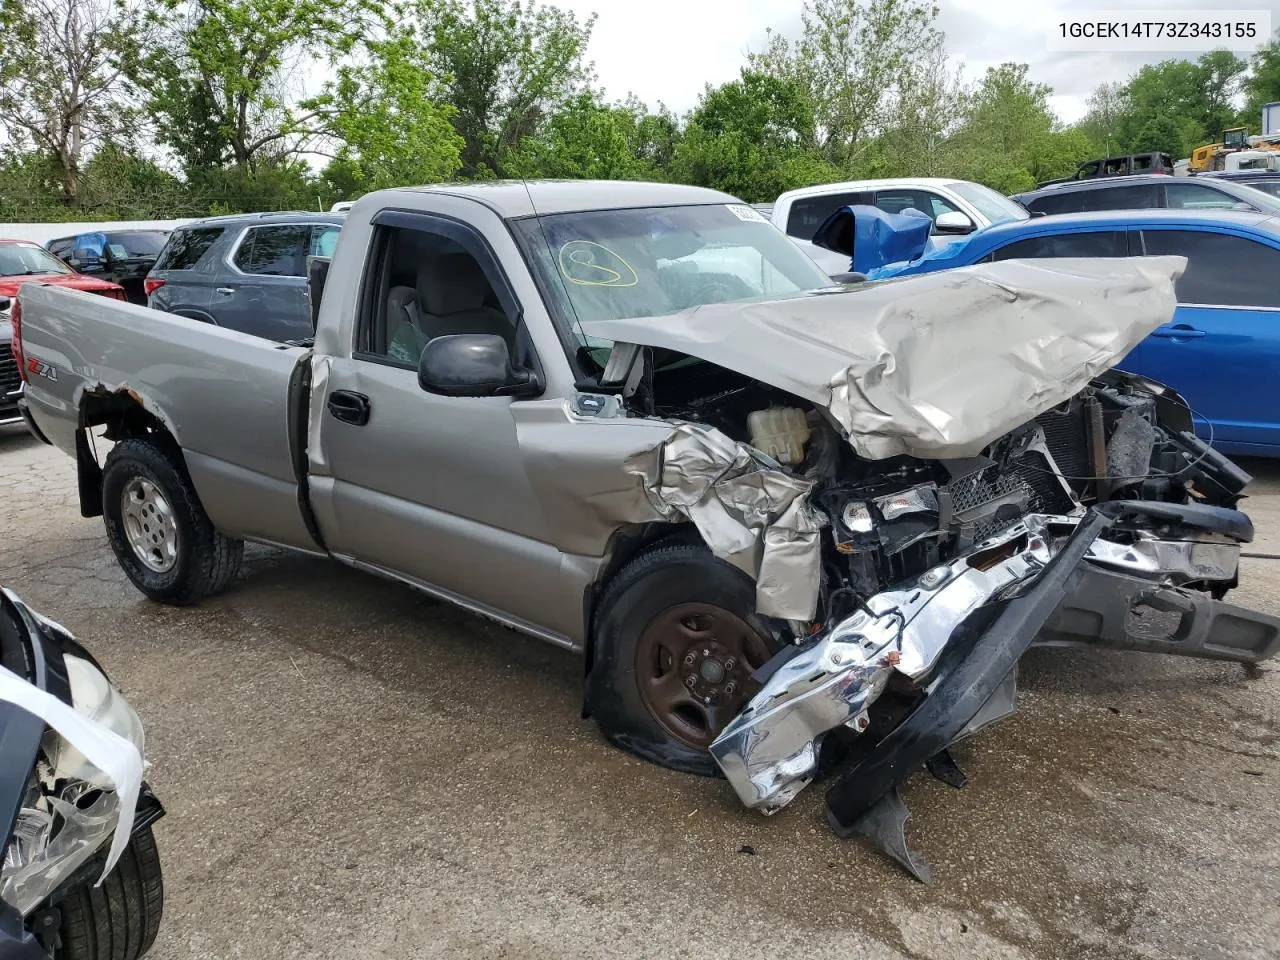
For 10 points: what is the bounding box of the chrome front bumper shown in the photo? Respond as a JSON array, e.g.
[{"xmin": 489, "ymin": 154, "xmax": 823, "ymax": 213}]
[{"xmin": 710, "ymin": 507, "xmax": 1280, "ymax": 816}]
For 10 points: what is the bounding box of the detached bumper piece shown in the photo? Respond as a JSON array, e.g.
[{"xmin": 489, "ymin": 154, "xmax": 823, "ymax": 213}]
[{"xmin": 709, "ymin": 501, "xmax": 1280, "ymax": 882}]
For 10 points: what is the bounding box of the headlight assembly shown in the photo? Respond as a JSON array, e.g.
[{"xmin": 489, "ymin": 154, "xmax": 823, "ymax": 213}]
[{"xmin": 43, "ymin": 656, "xmax": 145, "ymax": 788}]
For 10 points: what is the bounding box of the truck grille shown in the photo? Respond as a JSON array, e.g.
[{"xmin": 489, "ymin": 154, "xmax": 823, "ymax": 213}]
[{"xmin": 0, "ymin": 350, "xmax": 19, "ymax": 404}]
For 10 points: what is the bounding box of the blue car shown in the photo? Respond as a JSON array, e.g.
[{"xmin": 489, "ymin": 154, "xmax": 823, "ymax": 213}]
[{"xmin": 819, "ymin": 207, "xmax": 1280, "ymax": 457}]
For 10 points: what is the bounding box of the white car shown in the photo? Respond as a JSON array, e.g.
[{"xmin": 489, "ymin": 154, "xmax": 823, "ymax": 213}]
[{"xmin": 771, "ymin": 178, "xmax": 1031, "ymax": 273}]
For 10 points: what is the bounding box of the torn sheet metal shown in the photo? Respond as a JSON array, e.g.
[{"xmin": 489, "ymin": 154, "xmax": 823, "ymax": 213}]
[
  {"xmin": 0, "ymin": 664, "xmax": 143, "ymax": 891},
  {"xmin": 579, "ymin": 257, "xmax": 1185, "ymax": 460},
  {"xmin": 625, "ymin": 422, "xmax": 826, "ymax": 619}
]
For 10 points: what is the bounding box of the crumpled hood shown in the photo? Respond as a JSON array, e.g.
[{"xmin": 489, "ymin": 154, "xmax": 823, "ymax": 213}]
[{"xmin": 580, "ymin": 256, "xmax": 1185, "ymax": 460}]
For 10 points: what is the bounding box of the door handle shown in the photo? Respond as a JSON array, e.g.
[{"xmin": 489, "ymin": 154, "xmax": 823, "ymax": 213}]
[
  {"xmin": 326, "ymin": 390, "xmax": 372, "ymax": 426},
  {"xmin": 214, "ymin": 287, "xmax": 234, "ymax": 295},
  {"xmin": 1150, "ymin": 325, "xmax": 1206, "ymax": 340}
]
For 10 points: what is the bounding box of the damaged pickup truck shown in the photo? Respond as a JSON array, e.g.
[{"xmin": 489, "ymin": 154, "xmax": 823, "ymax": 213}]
[{"xmin": 12, "ymin": 181, "xmax": 1280, "ymax": 879}]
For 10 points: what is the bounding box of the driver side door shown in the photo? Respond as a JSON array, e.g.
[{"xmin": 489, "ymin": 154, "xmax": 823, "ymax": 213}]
[{"xmin": 307, "ymin": 212, "xmax": 571, "ymax": 638}]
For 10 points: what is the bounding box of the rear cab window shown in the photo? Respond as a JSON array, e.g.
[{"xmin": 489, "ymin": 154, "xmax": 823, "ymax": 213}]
[{"xmin": 154, "ymin": 227, "xmax": 225, "ymax": 271}]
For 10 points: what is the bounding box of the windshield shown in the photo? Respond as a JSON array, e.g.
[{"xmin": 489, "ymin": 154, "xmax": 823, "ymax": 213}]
[
  {"xmin": 513, "ymin": 203, "xmax": 834, "ymax": 349},
  {"xmin": 947, "ymin": 181, "xmax": 1031, "ymax": 225},
  {"xmin": 0, "ymin": 243, "xmax": 73, "ymax": 277},
  {"xmin": 106, "ymin": 231, "xmax": 168, "ymax": 258}
]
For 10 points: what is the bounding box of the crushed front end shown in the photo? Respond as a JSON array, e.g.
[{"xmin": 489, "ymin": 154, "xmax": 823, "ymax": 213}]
[
  {"xmin": 706, "ymin": 373, "xmax": 1280, "ymax": 880},
  {"xmin": 0, "ymin": 588, "xmax": 163, "ymax": 957}
]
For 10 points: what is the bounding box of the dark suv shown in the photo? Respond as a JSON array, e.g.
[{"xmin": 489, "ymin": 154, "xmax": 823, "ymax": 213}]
[
  {"xmin": 145, "ymin": 212, "xmax": 342, "ymax": 342},
  {"xmin": 46, "ymin": 229, "xmax": 170, "ymax": 305},
  {"xmin": 1012, "ymin": 174, "xmax": 1280, "ymax": 217}
]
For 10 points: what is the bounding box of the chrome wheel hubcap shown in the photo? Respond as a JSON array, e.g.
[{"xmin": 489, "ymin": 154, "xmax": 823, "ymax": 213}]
[{"xmin": 121, "ymin": 478, "xmax": 178, "ymax": 573}]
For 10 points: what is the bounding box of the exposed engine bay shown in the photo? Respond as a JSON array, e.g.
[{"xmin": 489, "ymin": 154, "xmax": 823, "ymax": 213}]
[
  {"xmin": 605, "ymin": 347, "xmax": 1278, "ymax": 882},
  {"xmin": 634, "ymin": 353, "xmax": 1249, "ymax": 626}
]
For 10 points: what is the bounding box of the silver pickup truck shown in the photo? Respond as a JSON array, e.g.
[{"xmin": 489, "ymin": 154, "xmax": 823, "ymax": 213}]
[{"xmin": 12, "ymin": 181, "xmax": 1280, "ymax": 879}]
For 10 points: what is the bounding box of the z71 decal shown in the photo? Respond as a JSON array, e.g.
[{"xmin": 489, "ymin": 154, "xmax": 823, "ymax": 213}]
[{"xmin": 26, "ymin": 356, "xmax": 57, "ymax": 382}]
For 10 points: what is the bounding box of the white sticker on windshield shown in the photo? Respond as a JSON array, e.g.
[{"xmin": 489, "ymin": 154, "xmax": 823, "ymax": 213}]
[{"xmin": 726, "ymin": 204, "xmax": 768, "ymax": 223}]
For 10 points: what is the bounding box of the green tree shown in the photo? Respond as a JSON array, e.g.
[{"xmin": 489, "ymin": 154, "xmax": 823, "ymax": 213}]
[
  {"xmin": 129, "ymin": 0, "xmax": 369, "ymax": 171},
  {"xmin": 308, "ymin": 31, "xmax": 464, "ymax": 195},
  {"xmin": 0, "ymin": 0, "xmax": 135, "ymax": 204},
  {"xmin": 505, "ymin": 92, "xmax": 672, "ymax": 181},
  {"xmin": 748, "ymin": 0, "xmax": 944, "ymax": 168},
  {"xmin": 947, "ymin": 63, "xmax": 1058, "ymax": 192},
  {"xmin": 425, "ymin": 0, "xmax": 596, "ymax": 177},
  {"xmin": 1076, "ymin": 81, "xmax": 1129, "ymax": 155},
  {"xmin": 1243, "ymin": 33, "xmax": 1280, "ymax": 129},
  {"xmin": 1116, "ymin": 53, "xmax": 1246, "ymax": 158},
  {"xmin": 672, "ymin": 71, "xmax": 839, "ymax": 201}
]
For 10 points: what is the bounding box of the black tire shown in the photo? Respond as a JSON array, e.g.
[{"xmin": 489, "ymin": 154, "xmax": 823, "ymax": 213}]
[
  {"xmin": 54, "ymin": 826, "xmax": 164, "ymax": 960},
  {"xmin": 587, "ymin": 541, "xmax": 781, "ymax": 776},
  {"xmin": 101, "ymin": 437, "xmax": 243, "ymax": 605}
]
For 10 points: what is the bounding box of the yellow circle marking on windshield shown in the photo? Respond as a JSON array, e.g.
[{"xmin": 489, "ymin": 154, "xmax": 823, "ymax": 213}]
[{"xmin": 558, "ymin": 240, "xmax": 639, "ymax": 287}]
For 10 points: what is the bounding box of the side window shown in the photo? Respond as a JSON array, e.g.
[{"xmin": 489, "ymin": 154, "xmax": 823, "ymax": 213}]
[
  {"xmin": 1026, "ymin": 191, "xmax": 1084, "ymax": 216},
  {"xmin": 154, "ymin": 227, "xmax": 224, "ymax": 271},
  {"xmin": 1141, "ymin": 229, "xmax": 1280, "ymax": 307},
  {"xmin": 233, "ymin": 224, "xmax": 311, "ymax": 276},
  {"xmin": 785, "ymin": 192, "xmax": 874, "ymax": 237},
  {"xmin": 1164, "ymin": 182, "xmax": 1244, "ymax": 210},
  {"xmin": 992, "ymin": 231, "xmax": 1128, "ymax": 261},
  {"xmin": 1077, "ymin": 184, "xmax": 1161, "ymax": 211},
  {"xmin": 874, "ymin": 189, "xmax": 958, "ymax": 221},
  {"xmin": 48, "ymin": 239, "xmax": 73, "ymax": 260},
  {"xmin": 311, "ymin": 225, "xmax": 340, "ymax": 258},
  {"xmin": 358, "ymin": 225, "xmax": 516, "ymax": 367}
]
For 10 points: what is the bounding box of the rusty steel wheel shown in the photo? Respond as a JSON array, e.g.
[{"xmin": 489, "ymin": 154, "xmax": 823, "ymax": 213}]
[{"xmin": 635, "ymin": 602, "xmax": 773, "ymax": 750}]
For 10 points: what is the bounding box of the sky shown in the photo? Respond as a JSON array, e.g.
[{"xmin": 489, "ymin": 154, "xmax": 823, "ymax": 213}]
[{"xmin": 557, "ymin": 0, "xmax": 1280, "ymax": 124}]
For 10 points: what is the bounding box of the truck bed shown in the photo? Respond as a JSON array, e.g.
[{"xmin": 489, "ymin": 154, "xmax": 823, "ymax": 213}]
[{"xmin": 18, "ymin": 283, "xmax": 317, "ymax": 551}]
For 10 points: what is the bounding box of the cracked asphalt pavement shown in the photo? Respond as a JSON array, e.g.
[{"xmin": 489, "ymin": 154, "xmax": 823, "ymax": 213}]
[{"xmin": 2, "ymin": 422, "xmax": 1279, "ymax": 960}]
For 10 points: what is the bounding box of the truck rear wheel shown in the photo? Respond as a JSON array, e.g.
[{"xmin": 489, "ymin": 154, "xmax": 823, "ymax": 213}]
[
  {"xmin": 101, "ymin": 437, "xmax": 243, "ymax": 605},
  {"xmin": 587, "ymin": 541, "xmax": 780, "ymax": 776}
]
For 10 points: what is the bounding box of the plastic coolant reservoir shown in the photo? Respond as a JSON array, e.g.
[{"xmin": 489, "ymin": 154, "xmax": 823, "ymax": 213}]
[{"xmin": 747, "ymin": 407, "xmax": 811, "ymax": 465}]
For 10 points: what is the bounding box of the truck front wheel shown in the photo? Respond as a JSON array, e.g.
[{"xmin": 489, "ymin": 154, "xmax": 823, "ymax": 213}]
[
  {"xmin": 101, "ymin": 437, "xmax": 243, "ymax": 605},
  {"xmin": 587, "ymin": 542, "xmax": 780, "ymax": 776}
]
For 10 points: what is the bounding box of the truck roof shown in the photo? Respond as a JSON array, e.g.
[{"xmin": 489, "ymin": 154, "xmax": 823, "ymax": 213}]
[{"xmin": 380, "ymin": 180, "xmax": 741, "ymax": 218}]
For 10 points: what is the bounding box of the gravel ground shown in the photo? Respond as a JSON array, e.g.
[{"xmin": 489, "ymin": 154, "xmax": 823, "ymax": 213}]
[{"xmin": 2, "ymin": 422, "xmax": 1278, "ymax": 960}]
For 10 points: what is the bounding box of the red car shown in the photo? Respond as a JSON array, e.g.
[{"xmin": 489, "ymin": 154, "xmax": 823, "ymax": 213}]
[{"xmin": 2, "ymin": 239, "xmax": 126, "ymax": 424}]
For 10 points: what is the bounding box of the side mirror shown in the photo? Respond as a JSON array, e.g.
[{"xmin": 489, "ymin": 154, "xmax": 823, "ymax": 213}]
[
  {"xmin": 933, "ymin": 211, "xmax": 975, "ymax": 235},
  {"xmin": 418, "ymin": 334, "xmax": 541, "ymax": 398},
  {"xmin": 68, "ymin": 258, "xmax": 81, "ymax": 269}
]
